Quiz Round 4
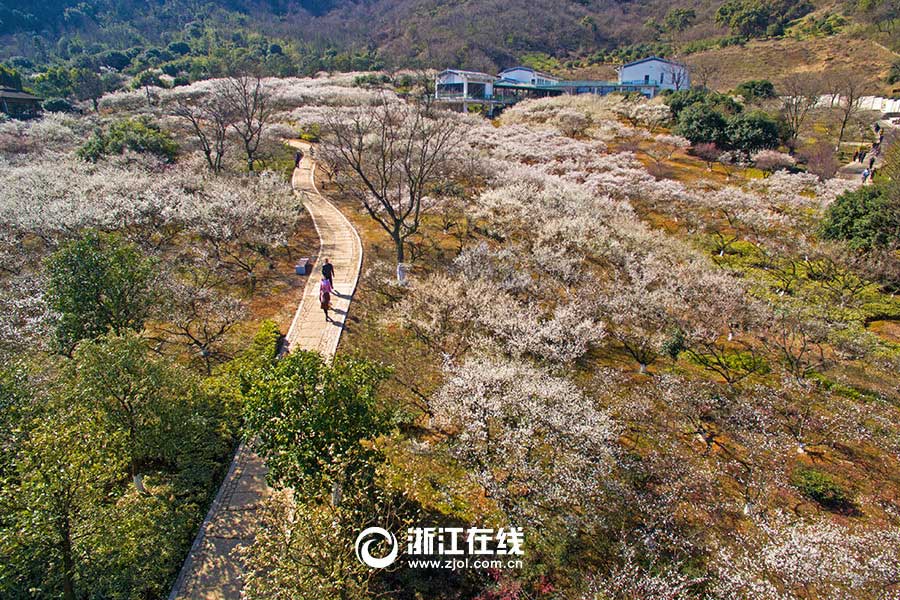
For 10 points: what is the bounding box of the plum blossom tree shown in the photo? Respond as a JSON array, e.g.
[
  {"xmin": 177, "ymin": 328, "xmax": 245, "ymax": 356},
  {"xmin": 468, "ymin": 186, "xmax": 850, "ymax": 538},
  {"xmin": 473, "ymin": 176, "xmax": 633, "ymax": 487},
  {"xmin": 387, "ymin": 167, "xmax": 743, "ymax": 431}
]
[
  {"xmin": 758, "ymin": 304, "xmax": 829, "ymax": 382},
  {"xmin": 752, "ymin": 150, "xmax": 796, "ymax": 175},
  {"xmin": 675, "ymin": 267, "xmax": 764, "ymax": 386},
  {"xmin": 219, "ymin": 75, "xmax": 273, "ymax": 172},
  {"xmin": 172, "ymin": 92, "xmax": 235, "ymax": 174},
  {"xmin": 554, "ymin": 108, "xmax": 592, "ymax": 137},
  {"xmin": 187, "ymin": 171, "xmax": 301, "ymax": 292},
  {"xmin": 692, "ymin": 142, "xmax": 723, "ymax": 171},
  {"xmin": 712, "ymin": 513, "xmax": 900, "ymax": 599},
  {"xmin": 321, "ymin": 100, "xmax": 459, "ymax": 276},
  {"xmin": 596, "ymin": 262, "xmax": 679, "ymax": 374},
  {"xmin": 645, "ymin": 134, "xmax": 691, "ymax": 169},
  {"xmin": 155, "ymin": 276, "xmax": 248, "ymax": 374},
  {"xmin": 396, "ymin": 271, "xmax": 603, "ymax": 365},
  {"xmin": 431, "ymin": 355, "xmax": 618, "ymax": 524}
]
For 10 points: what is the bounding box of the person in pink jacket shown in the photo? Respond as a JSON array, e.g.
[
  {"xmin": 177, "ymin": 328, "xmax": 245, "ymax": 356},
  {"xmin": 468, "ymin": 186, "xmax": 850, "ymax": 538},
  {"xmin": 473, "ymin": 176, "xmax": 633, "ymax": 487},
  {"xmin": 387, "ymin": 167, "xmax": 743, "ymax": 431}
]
[{"xmin": 319, "ymin": 277, "xmax": 333, "ymax": 322}]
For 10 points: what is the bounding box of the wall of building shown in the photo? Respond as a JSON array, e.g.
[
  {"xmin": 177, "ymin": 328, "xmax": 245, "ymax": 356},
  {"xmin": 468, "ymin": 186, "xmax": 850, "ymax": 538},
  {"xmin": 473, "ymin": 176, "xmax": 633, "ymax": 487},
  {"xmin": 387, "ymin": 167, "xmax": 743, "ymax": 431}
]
[
  {"xmin": 618, "ymin": 60, "xmax": 689, "ymax": 91},
  {"xmin": 436, "ymin": 72, "xmax": 495, "ymax": 99},
  {"xmin": 499, "ymin": 68, "xmax": 558, "ymax": 86}
]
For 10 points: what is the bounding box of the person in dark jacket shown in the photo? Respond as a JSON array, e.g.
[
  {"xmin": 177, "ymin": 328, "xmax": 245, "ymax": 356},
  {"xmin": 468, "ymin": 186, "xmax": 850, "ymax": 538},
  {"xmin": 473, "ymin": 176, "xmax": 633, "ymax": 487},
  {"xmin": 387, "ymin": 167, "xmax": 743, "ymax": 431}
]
[
  {"xmin": 294, "ymin": 150, "xmax": 304, "ymax": 168},
  {"xmin": 322, "ymin": 258, "xmax": 335, "ymax": 292}
]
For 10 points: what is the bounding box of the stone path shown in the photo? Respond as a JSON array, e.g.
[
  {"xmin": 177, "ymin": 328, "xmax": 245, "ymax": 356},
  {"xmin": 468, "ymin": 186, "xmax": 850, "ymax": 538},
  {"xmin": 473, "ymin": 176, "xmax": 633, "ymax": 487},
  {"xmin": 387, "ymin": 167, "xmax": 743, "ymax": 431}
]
[{"xmin": 168, "ymin": 141, "xmax": 363, "ymax": 600}]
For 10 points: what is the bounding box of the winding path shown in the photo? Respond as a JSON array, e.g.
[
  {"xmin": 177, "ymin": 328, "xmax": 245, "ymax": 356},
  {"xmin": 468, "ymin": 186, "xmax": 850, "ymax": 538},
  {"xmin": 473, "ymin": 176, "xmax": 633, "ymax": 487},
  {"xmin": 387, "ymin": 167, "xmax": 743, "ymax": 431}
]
[{"xmin": 168, "ymin": 141, "xmax": 363, "ymax": 600}]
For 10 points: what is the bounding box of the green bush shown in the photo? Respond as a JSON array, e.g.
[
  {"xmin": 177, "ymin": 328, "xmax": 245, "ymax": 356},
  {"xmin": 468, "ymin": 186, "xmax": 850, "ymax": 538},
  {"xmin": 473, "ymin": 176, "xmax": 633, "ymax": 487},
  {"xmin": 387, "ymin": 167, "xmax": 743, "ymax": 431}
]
[
  {"xmin": 353, "ymin": 73, "xmax": 391, "ymax": 87},
  {"xmin": 716, "ymin": 0, "xmax": 814, "ymax": 37},
  {"xmin": 0, "ymin": 63, "xmax": 22, "ymax": 89},
  {"xmin": 889, "ymin": 61, "xmax": 900, "ymax": 85},
  {"xmin": 42, "ymin": 97, "xmax": 77, "ymax": 113},
  {"xmin": 734, "ymin": 79, "xmax": 776, "ymax": 101},
  {"xmin": 822, "ymin": 186, "xmax": 900, "ymax": 250},
  {"xmin": 666, "ymin": 88, "xmax": 742, "ymax": 118},
  {"xmin": 674, "ymin": 104, "xmax": 728, "ymax": 145},
  {"xmin": 44, "ymin": 230, "xmax": 156, "ymax": 353},
  {"xmin": 77, "ymin": 117, "xmax": 178, "ymax": 162},
  {"xmin": 724, "ymin": 110, "xmax": 781, "ymax": 153},
  {"xmin": 241, "ymin": 351, "xmax": 393, "ymax": 493},
  {"xmin": 792, "ymin": 467, "xmax": 855, "ymax": 510}
]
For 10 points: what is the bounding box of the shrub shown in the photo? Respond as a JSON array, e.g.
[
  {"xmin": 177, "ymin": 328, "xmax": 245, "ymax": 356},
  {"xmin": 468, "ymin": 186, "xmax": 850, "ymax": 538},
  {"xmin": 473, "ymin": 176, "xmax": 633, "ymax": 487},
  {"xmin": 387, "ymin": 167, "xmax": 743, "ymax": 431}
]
[
  {"xmin": 44, "ymin": 230, "xmax": 156, "ymax": 353},
  {"xmin": 0, "ymin": 63, "xmax": 22, "ymax": 89},
  {"xmin": 821, "ymin": 186, "xmax": 900, "ymax": 250},
  {"xmin": 792, "ymin": 467, "xmax": 855, "ymax": 510},
  {"xmin": 752, "ymin": 149, "xmax": 795, "ymax": 173},
  {"xmin": 674, "ymin": 104, "xmax": 727, "ymax": 145},
  {"xmin": 241, "ymin": 351, "xmax": 393, "ymax": 492},
  {"xmin": 716, "ymin": 0, "xmax": 813, "ymax": 37},
  {"xmin": 735, "ymin": 79, "xmax": 776, "ymax": 102},
  {"xmin": 724, "ymin": 111, "xmax": 780, "ymax": 153},
  {"xmin": 888, "ymin": 60, "xmax": 900, "ymax": 85},
  {"xmin": 42, "ymin": 97, "xmax": 77, "ymax": 113},
  {"xmin": 798, "ymin": 140, "xmax": 838, "ymax": 180},
  {"xmin": 666, "ymin": 88, "xmax": 742, "ymax": 118},
  {"xmin": 77, "ymin": 117, "xmax": 178, "ymax": 162}
]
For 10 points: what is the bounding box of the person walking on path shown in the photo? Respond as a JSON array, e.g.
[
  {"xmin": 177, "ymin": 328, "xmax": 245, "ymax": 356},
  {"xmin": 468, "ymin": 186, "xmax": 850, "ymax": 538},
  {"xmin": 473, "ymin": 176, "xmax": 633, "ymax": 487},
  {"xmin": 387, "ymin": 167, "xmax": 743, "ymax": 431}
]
[
  {"xmin": 862, "ymin": 168, "xmax": 870, "ymax": 184},
  {"xmin": 294, "ymin": 150, "xmax": 304, "ymax": 168},
  {"xmin": 322, "ymin": 258, "xmax": 335, "ymax": 292},
  {"xmin": 319, "ymin": 277, "xmax": 333, "ymax": 322},
  {"xmin": 853, "ymin": 149, "xmax": 859, "ymax": 162},
  {"xmin": 869, "ymin": 155, "xmax": 876, "ymax": 170}
]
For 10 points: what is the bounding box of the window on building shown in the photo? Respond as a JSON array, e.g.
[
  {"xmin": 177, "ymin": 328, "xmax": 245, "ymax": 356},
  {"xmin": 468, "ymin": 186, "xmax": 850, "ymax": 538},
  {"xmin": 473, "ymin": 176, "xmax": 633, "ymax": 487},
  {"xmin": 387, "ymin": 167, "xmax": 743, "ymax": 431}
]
[
  {"xmin": 436, "ymin": 83, "xmax": 464, "ymax": 96},
  {"xmin": 467, "ymin": 83, "xmax": 486, "ymax": 98}
]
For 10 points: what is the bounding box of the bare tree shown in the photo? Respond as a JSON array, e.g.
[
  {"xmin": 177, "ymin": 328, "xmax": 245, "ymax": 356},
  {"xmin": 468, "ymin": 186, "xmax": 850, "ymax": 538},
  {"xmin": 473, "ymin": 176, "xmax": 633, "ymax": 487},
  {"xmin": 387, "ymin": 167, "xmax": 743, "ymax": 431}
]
[
  {"xmin": 778, "ymin": 72, "xmax": 824, "ymax": 152},
  {"xmin": 661, "ymin": 61, "xmax": 690, "ymax": 91},
  {"xmin": 684, "ymin": 56, "xmax": 722, "ymax": 89},
  {"xmin": 221, "ymin": 75, "xmax": 272, "ymax": 172},
  {"xmin": 156, "ymin": 274, "xmax": 247, "ymax": 375},
  {"xmin": 826, "ymin": 70, "xmax": 872, "ymax": 150},
  {"xmin": 172, "ymin": 94, "xmax": 235, "ymax": 174},
  {"xmin": 321, "ymin": 99, "xmax": 459, "ymax": 275}
]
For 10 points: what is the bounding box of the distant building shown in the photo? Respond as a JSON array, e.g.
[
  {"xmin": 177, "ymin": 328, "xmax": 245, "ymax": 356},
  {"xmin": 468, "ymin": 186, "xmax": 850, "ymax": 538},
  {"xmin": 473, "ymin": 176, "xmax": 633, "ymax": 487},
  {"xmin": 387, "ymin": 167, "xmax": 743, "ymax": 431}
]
[
  {"xmin": 0, "ymin": 87, "xmax": 42, "ymax": 118},
  {"xmin": 434, "ymin": 57, "xmax": 690, "ymax": 112},
  {"xmin": 435, "ymin": 69, "xmax": 496, "ymax": 101},
  {"xmin": 497, "ymin": 66, "xmax": 560, "ymax": 87},
  {"xmin": 617, "ymin": 57, "xmax": 690, "ymax": 92}
]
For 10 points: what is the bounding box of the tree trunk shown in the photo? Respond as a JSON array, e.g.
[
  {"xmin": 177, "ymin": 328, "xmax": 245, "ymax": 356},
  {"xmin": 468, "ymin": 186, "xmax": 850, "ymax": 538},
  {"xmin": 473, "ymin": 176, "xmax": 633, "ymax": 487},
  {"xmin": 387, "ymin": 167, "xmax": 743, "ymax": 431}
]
[
  {"xmin": 61, "ymin": 518, "xmax": 76, "ymax": 600},
  {"xmin": 133, "ymin": 472, "xmax": 148, "ymax": 494},
  {"xmin": 395, "ymin": 236, "xmax": 406, "ymax": 282}
]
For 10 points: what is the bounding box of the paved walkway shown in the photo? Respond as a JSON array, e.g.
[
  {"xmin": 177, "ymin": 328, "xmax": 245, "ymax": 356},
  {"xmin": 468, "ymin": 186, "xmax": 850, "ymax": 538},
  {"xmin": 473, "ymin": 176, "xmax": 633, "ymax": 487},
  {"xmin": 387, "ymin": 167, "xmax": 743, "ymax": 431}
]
[{"xmin": 168, "ymin": 141, "xmax": 363, "ymax": 600}]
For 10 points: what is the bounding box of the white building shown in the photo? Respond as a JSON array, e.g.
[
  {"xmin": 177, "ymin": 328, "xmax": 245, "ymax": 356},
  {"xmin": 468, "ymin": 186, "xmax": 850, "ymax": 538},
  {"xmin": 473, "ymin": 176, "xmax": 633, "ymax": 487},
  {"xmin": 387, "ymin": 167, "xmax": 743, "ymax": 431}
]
[
  {"xmin": 617, "ymin": 57, "xmax": 690, "ymax": 92},
  {"xmin": 435, "ymin": 69, "xmax": 496, "ymax": 100},
  {"xmin": 497, "ymin": 66, "xmax": 560, "ymax": 87}
]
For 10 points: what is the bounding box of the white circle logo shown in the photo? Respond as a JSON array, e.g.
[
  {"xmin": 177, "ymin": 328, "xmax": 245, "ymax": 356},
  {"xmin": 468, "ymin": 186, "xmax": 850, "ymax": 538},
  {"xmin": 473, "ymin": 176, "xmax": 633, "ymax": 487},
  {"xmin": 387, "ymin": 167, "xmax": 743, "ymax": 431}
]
[{"xmin": 354, "ymin": 527, "xmax": 399, "ymax": 569}]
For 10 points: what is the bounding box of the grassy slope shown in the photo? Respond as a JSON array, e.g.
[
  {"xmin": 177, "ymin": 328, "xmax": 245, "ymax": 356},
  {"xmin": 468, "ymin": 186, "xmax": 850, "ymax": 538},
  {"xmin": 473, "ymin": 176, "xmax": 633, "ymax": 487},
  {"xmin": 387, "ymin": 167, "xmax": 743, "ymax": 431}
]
[{"xmin": 685, "ymin": 32, "xmax": 898, "ymax": 92}]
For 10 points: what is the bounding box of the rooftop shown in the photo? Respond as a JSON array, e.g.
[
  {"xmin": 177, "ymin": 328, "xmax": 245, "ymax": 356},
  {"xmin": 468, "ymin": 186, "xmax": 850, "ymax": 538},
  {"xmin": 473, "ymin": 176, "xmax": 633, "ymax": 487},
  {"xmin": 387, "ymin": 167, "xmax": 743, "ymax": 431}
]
[
  {"xmin": 618, "ymin": 56, "xmax": 685, "ymax": 69},
  {"xmin": 437, "ymin": 69, "xmax": 496, "ymax": 81},
  {"xmin": 498, "ymin": 66, "xmax": 557, "ymax": 80},
  {"xmin": 0, "ymin": 87, "xmax": 42, "ymax": 101}
]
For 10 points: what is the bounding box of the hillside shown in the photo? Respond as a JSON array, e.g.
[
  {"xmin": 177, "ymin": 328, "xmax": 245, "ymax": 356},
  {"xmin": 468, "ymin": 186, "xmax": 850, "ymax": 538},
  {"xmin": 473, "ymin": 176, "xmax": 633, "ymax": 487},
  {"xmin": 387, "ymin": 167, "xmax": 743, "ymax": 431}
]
[
  {"xmin": 684, "ymin": 33, "xmax": 899, "ymax": 92},
  {"xmin": 0, "ymin": 0, "xmax": 863, "ymax": 76}
]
